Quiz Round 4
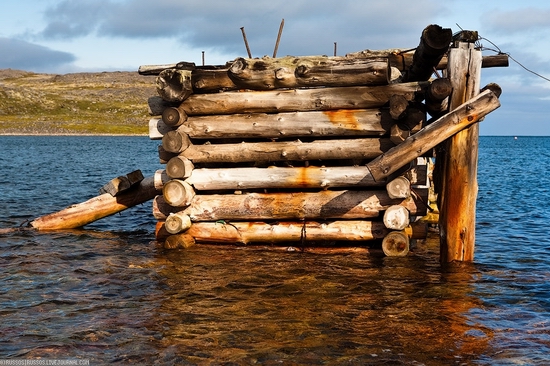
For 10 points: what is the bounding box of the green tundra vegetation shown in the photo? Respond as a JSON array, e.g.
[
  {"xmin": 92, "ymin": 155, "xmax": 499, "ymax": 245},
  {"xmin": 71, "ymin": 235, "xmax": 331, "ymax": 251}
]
[{"xmin": 0, "ymin": 69, "xmax": 157, "ymax": 135}]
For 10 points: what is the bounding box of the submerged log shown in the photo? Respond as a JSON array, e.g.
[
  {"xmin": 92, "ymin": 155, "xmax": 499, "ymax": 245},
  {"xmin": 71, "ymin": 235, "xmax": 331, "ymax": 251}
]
[
  {"xmin": 227, "ymin": 56, "xmax": 391, "ymax": 90},
  {"xmin": 30, "ymin": 176, "xmax": 160, "ymax": 230},
  {"xmin": 179, "ymin": 82, "xmax": 429, "ymax": 116},
  {"xmin": 382, "ymin": 230, "xmax": 410, "ymax": 257},
  {"xmin": 182, "ymin": 189, "xmax": 428, "ymax": 221},
  {"xmin": 366, "ymin": 87, "xmax": 500, "ymax": 182},
  {"xmin": 185, "ymin": 220, "xmax": 428, "ymax": 245},
  {"xmin": 180, "ymin": 138, "xmax": 395, "ymax": 164},
  {"xmin": 164, "ymin": 233, "xmax": 196, "ymax": 249}
]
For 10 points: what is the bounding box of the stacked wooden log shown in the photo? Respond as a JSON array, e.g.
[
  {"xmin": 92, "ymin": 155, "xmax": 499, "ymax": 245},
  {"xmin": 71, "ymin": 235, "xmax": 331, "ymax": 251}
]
[{"xmin": 140, "ymin": 24, "xmax": 503, "ymax": 256}]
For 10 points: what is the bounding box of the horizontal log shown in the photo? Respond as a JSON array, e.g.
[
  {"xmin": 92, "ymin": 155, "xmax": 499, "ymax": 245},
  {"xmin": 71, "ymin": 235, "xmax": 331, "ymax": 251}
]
[
  {"xmin": 167, "ymin": 109, "xmax": 394, "ymax": 140},
  {"xmin": 383, "ymin": 205, "xmax": 410, "ymax": 230},
  {"xmin": 183, "ymin": 188, "xmax": 428, "ymax": 221},
  {"xmin": 346, "ymin": 49, "xmax": 509, "ymax": 71},
  {"xmin": 185, "ymin": 165, "xmax": 386, "ymax": 190},
  {"xmin": 386, "ymin": 176, "xmax": 411, "ymax": 199},
  {"xmin": 157, "ymin": 145, "xmax": 177, "ymax": 164},
  {"xmin": 162, "ymin": 105, "xmax": 188, "ymax": 127},
  {"xmin": 382, "ymin": 230, "xmax": 410, "ymax": 256},
  {"xmin": 185, "ymin": 220, "xmax": 428, "ymax": 245},
  {"xmin": 163, "ymin": 179, "xmax": 195, "ymax": 207},
  {"xmin": 179, "ymin": 81, "xmax": 429, "ymax": 116},
  {"xmin": 156, "ymin": 69, "xmax": 193, "ymax": 102},
  {"xmin": 138, "ymin": 52, "xmax": 507, "ymax": 83},
  {"xmin": 153, "ymin": 195, "xmax": 178, "ymax": 220},
  {"xmin": 367, "ymin": 88, "xmax": 501, "ymax": 181},
  {"xmin": 147, "ymin": 96, "xmax": 178, "ymax": 116},
  {"xmin": 162, "ymin": 130, "xmax": 191, "ymax": 153},
  {"xmin": 164, "ymin": 233, "xmax": 196, "ymax": 249},
  {"xmin": 179, "ymin": 138, "xmax": 394, "ymax": 164},
  {"xmin": 149, "ymin": 118, "xmax": 173, "ymax": 140},
  {"xmin": 166, "ymin": 156, "xmax": 194, "ymax": 179},
  {"xmin": 165, "ymin": 212, "xmax": 192, "ymax": 234},
  {"xmin": 30, "ymin": 176, "xmax": 160, "ymax": 230},
  {"xmin": 138, "ymin": 61, "xmax": 195, "ymax": 75},
  {"xmin": 155, "ymin": 162, "xmax": 426, "ymax": 194},
  {"xmin": 154, "ymin": 169, "xmax": 170, "ymax": 190},
  {"xmin": 425, "ymin": 78, "xmax": 452, "ymax": 118},
  {"xmin": 228, "ymin": 56, "xmax": 391, "ymax": 90}
]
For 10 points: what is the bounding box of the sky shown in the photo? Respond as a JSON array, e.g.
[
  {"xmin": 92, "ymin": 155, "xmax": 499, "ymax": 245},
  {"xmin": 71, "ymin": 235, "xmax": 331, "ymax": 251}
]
[{"xmin": 1, "ymin": 0, "xmax": 550, "ymax": 135}]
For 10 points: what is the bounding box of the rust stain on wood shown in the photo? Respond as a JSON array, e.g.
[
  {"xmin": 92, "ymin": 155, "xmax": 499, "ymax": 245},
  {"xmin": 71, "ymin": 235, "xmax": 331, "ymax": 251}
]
[{"xmin": 323, "ymin": 109, "xmax": 360, "ymax": 129}]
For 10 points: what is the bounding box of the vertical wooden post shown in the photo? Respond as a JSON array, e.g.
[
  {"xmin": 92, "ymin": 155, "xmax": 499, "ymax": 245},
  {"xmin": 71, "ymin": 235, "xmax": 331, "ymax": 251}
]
[{"xmin": 439, "ymin": 38, "xmax": 482, "ymax": 262}]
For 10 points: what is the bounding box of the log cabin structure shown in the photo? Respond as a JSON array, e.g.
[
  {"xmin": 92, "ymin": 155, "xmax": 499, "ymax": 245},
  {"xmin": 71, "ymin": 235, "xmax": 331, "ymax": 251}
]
[
  {"xmin": 29, "ymin": 24, "xmax": 508, "ymax": 262},
  {"xmin": 136, "ymin": 24, "xmax": 507, "ymax": 262}
]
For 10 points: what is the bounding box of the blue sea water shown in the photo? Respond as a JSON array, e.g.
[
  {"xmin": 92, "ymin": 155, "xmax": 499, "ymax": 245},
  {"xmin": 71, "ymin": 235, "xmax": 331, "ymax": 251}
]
[{"xmin": 0, "ymin": 135, "xmax": 549, "ymax": 364}]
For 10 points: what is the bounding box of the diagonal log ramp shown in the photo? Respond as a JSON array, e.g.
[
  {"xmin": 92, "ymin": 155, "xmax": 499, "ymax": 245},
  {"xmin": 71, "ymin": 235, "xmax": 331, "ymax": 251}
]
[
  {"xmin": 28, "ymin": 176, "xmax": 160, "ymax": 230},
  {"xmin": 3, "ymin": 87, "xmax": 499, "ymax": 232},
  {"xmin": 366, "ymin": 88, "xmax": 500, "ymax": 181}
]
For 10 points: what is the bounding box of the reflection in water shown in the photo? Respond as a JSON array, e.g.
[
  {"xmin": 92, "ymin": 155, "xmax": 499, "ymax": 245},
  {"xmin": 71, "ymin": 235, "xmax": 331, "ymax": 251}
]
[
  {"xmin": 151, "ymin": 234, "xmax": 491, "ymax": 365},
  {"xmin": 0, "ymin": 229, "xmax": 492, "ymax": 364}
]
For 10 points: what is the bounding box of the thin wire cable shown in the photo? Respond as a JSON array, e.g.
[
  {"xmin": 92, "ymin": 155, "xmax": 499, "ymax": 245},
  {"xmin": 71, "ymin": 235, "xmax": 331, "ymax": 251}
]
[{"xmin": 479, "ymin": 36, "xmax": 550, "ymax": 83}]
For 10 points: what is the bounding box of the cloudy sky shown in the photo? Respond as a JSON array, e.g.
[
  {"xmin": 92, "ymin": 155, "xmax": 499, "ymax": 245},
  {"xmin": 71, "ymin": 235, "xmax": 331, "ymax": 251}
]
[{"xmin": 1, "ymin": 0, "xmax": 550, "ymax": 135}]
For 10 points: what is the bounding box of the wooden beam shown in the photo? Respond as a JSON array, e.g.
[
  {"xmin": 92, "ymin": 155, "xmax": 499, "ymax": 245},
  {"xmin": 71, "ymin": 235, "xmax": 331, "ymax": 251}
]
[
  {"xmin": 30, "ymin": 176, "xmax": 160, "ymax": 230},
  {"xmin": 179, "ymin": 82, "xmax": 429, "ymax": 116},
  {"xmin": 366, "ymin": 88, "xmax": 500, "ymax": 182},
  {"xmin": 403, "ymin": 24, "xmax": 452, "ymax": 82},
  {"xmin": 182, "ymin": 189, "xmax": 428, "ymax": 222},
  {"xmin": 439, "ymin": 41, "xmax": 483, "ymax": 262},
  {"xmin": 185, "ymin": 220, "xmax": 428, "ymax": 245},
  {"xmin": 179, "ymin": 137, "xmax": 396, "ymax": 163}
]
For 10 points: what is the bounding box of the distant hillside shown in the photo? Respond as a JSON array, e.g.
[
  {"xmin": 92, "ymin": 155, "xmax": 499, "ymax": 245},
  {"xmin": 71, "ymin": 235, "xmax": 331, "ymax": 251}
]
[{"xmin": 0, "ymin": 69, "xmax": 157, "ymax": 135}]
